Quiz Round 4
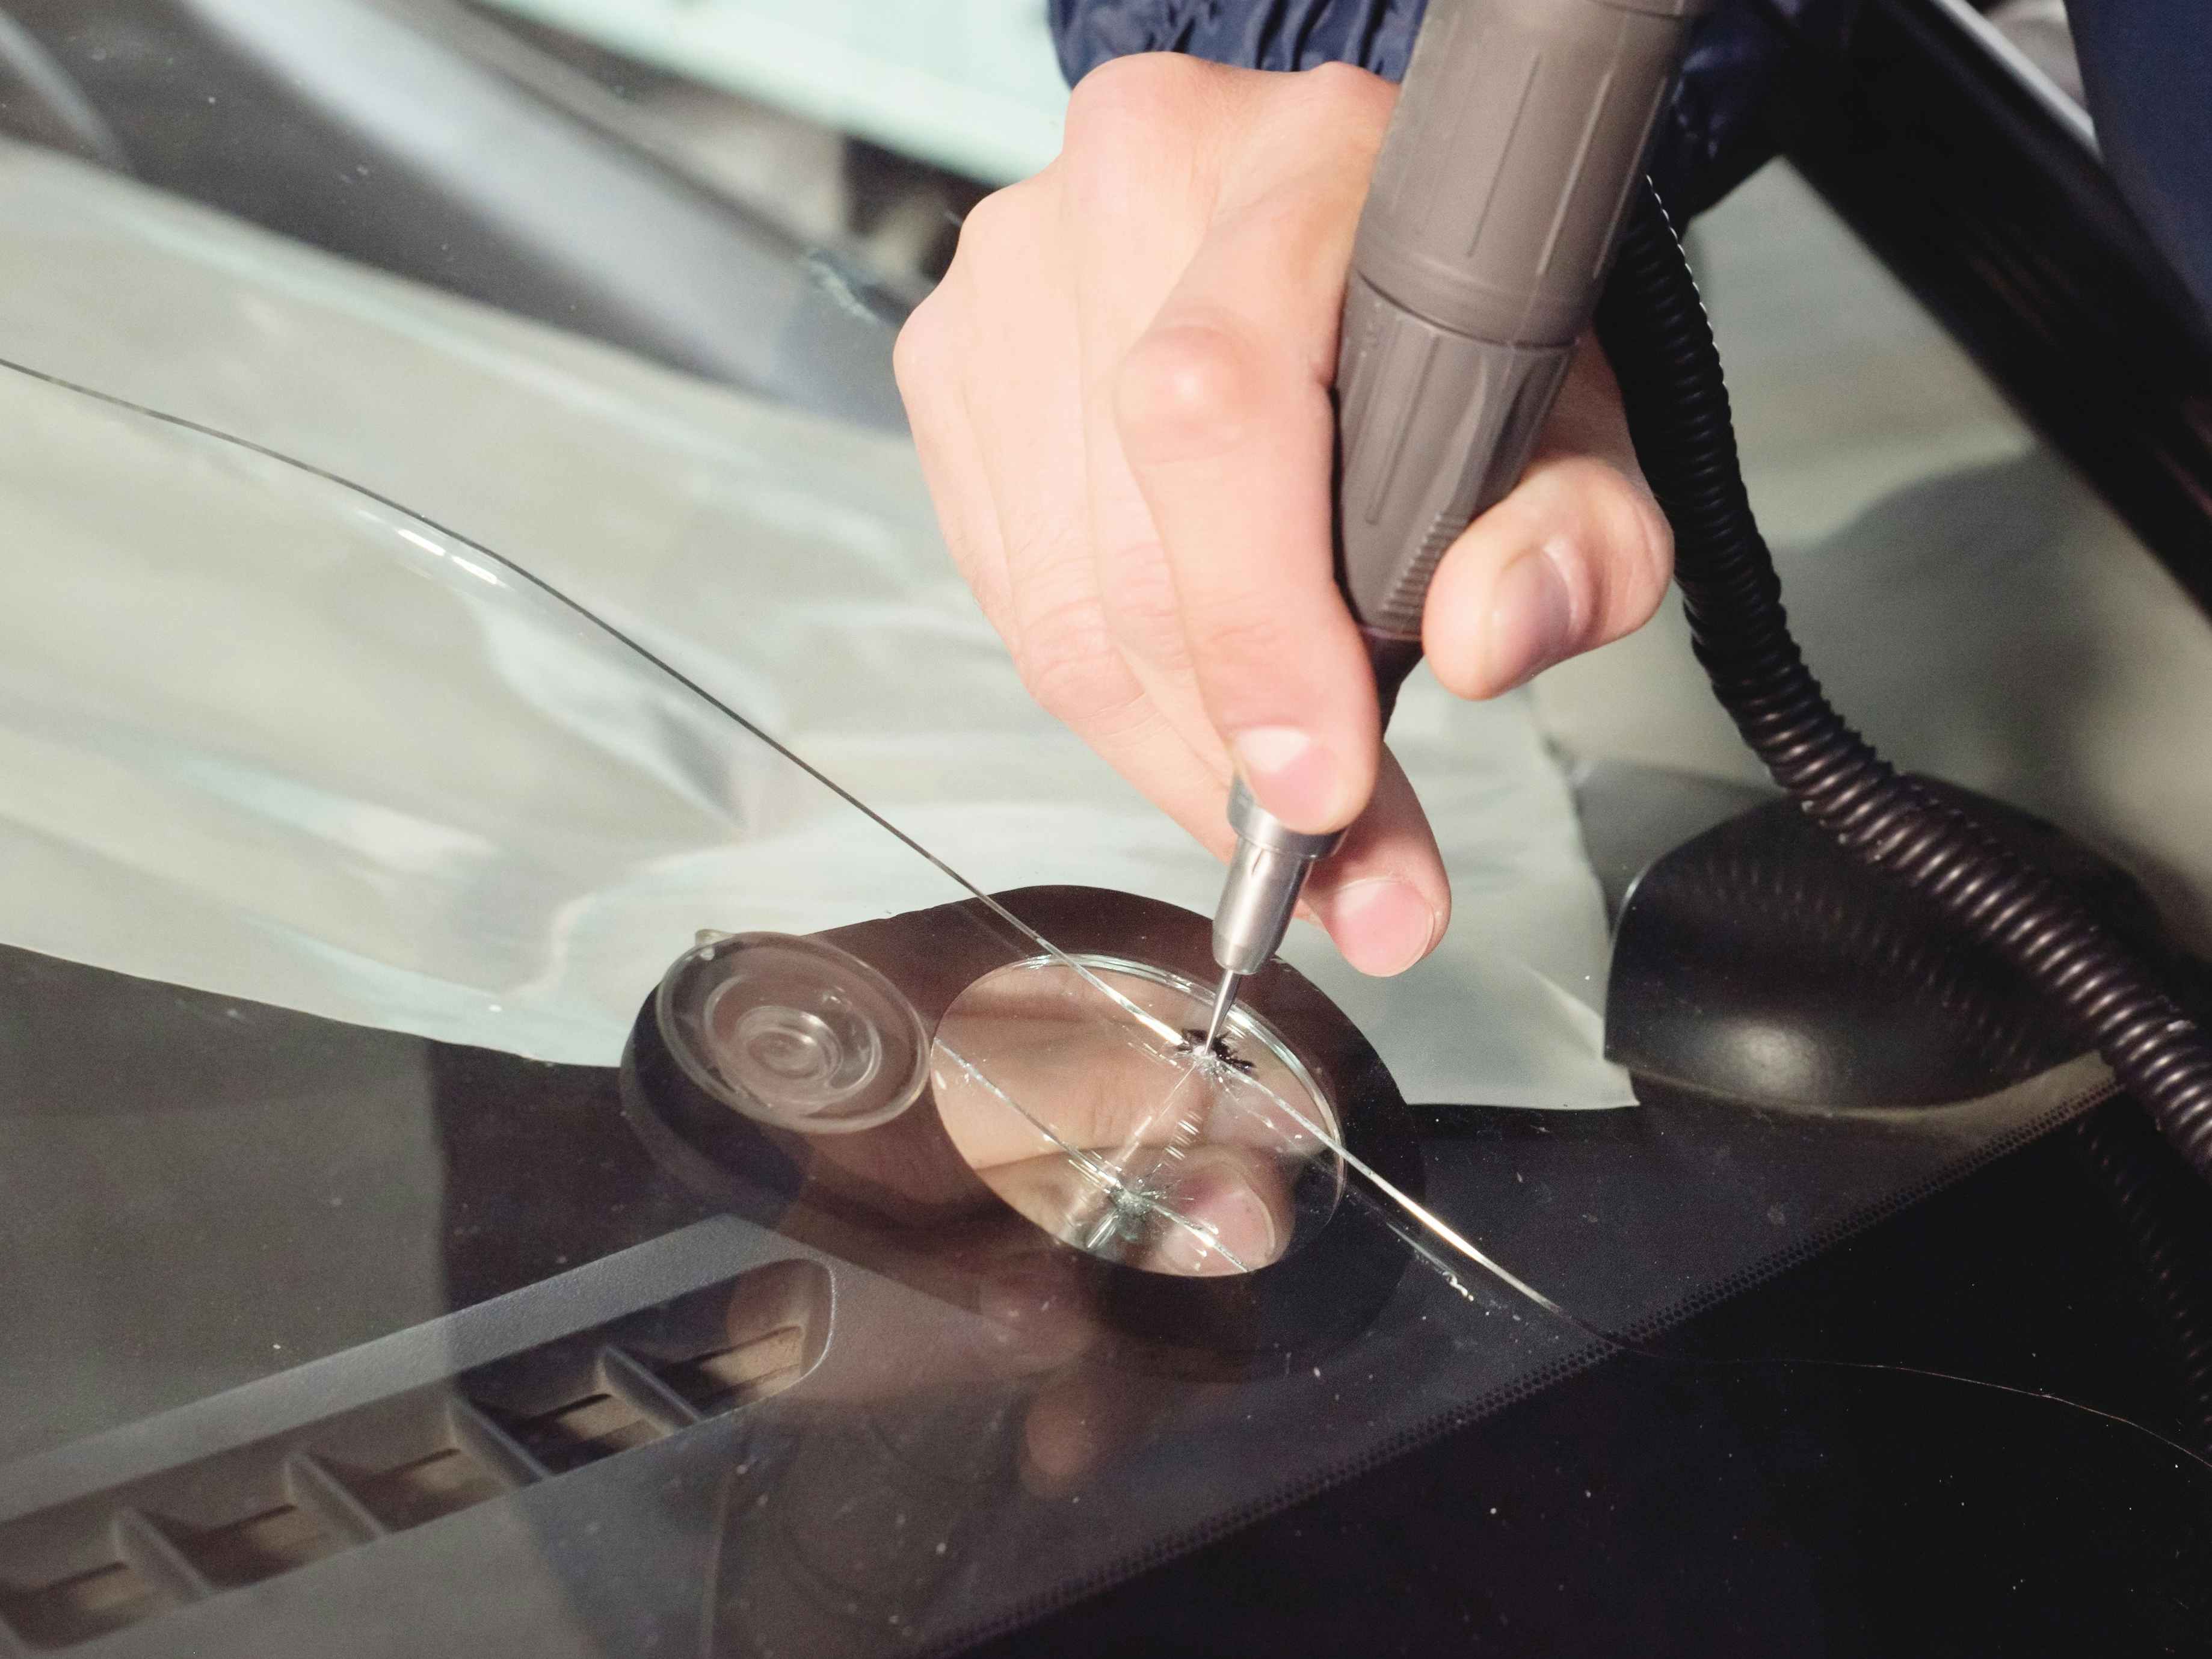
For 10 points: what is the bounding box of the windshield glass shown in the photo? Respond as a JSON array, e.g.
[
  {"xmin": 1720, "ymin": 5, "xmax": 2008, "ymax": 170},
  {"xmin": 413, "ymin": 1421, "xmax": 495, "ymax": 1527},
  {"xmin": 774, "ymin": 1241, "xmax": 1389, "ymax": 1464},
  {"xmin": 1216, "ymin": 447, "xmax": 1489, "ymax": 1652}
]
[{"xmin": 1, "ymin": 4, "xmax": 2207, "ymax": 1654}]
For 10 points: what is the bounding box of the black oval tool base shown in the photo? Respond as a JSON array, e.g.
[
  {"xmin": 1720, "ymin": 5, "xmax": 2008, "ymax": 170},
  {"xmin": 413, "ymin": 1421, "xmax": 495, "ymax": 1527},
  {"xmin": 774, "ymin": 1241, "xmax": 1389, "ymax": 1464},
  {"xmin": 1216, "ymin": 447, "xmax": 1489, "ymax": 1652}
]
[{"xmin": 1606, "ymin": 777, "xmax": 2207, "ymax": 1111}]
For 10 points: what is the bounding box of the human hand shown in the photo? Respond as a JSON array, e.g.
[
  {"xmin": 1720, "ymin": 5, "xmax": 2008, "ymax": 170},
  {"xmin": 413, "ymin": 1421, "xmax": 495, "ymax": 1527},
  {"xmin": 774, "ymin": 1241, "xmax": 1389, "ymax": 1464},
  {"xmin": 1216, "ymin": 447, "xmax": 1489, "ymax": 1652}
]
[{"xmin": 896, "ymin": 55, "xmax": 1671, "ymax": 977}]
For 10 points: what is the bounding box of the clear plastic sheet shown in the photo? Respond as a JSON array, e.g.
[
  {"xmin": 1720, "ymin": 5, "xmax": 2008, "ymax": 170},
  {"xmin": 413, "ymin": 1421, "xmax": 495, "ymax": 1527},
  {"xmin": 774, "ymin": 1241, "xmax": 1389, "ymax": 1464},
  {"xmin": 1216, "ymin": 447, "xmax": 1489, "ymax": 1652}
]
[{"xmin": 0, "ymin": 136, "xmax": 1627, "ymax": 1110}]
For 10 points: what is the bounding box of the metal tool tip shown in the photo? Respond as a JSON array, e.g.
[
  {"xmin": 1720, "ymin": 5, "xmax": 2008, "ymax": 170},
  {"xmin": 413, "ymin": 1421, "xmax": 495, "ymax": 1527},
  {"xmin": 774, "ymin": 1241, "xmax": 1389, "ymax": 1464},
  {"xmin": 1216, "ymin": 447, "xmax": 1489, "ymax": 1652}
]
[{"xmin": 1201, "ymin": 971, "xmax": 1243, "ymax": 1054}]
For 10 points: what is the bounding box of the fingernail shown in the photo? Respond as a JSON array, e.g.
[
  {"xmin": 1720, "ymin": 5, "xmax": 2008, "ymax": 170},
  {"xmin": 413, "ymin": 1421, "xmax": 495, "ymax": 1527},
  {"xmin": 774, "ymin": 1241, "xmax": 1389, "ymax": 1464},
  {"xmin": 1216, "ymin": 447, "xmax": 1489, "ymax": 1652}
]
[
  {"xmin": 1486, "ymin": 547, "xmax": 1575, "ymax": 692},
  {"xmin": 1326, "ymin": 877, "xmax": 1439, "ymax": 977},
  {"xmin": 1231, "ymin": 725, "xmax": 1341, "ymax": 828},
  {"xmin": 1158, "ymin": 1174, "xmax": 1278, "ymax": 1276}
]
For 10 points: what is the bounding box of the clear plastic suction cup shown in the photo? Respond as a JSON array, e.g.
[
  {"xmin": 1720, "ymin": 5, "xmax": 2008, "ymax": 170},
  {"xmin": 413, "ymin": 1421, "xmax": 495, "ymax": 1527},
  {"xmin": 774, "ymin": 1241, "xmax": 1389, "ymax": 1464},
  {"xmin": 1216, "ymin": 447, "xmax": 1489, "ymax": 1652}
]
[{"xmin": 658, "ymin": 932, "xmax": 929, "ymax": 1133}]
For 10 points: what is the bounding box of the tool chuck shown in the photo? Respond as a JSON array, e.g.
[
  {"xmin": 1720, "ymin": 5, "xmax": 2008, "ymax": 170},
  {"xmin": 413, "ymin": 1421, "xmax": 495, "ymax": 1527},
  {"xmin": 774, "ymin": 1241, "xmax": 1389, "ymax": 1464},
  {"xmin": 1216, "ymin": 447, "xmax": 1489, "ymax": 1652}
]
[{"xmin": 1201, "ymin": 778, "xmax": 1342, "ymax": 1049}]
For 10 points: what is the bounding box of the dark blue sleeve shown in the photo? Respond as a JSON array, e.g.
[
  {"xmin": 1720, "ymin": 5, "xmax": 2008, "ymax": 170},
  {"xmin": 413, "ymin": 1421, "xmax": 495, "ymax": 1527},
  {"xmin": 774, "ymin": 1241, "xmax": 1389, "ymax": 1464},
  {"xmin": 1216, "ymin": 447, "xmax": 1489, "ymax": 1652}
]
[
  {"xmin": 2072, "ymin": 0, "xmax": 2212, "ymax": 320},
  {"xmin": 1047, "ymin": 0, "xmax": 1859, "ymax": 217}
]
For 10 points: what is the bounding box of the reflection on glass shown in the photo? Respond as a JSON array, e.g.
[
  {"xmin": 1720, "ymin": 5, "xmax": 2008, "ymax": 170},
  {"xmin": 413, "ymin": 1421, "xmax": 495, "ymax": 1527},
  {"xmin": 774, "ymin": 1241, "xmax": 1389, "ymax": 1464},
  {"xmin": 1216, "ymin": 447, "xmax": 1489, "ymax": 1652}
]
[{"xmin": 931, "ymin": 956, "xmax": 1343, "ymax": 1277}]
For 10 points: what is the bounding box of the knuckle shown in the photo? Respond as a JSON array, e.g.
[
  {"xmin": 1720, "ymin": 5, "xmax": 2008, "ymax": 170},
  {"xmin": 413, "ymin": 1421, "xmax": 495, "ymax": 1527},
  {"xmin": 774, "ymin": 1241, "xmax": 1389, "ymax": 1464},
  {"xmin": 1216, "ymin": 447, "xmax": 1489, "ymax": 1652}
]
[
  {"xmin": 949, "ymin": 180, "xmax": 1031, "ymax": 265},
  {"xmin": 1012, "ymin": 598, "xmax": 1124, "ymax": 725},
  {"xmin": 1095, "ymin": 542, "xmax": 1190, "ymax": 666},
  {"xmin": 1115, "ymin": 320, "xmax": 1265, "ymax": 463},
  {"xmin": 1186, "ymin": 602, "xmax": 1300, "ymax": 703},
  {"xmin": 1298, "ymin": 60, "xmax": 1394, "ymax": 131},
  {"xmin": 1067, "ymin": 52, "xmax": 1214, "ymax": 141}
]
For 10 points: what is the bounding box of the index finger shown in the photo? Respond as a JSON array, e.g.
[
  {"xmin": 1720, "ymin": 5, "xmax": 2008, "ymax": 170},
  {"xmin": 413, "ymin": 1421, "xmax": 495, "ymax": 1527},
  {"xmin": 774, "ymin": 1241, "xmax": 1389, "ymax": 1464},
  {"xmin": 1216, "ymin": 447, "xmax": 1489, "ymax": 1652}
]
[{"xmin": 1111, "ymin": 73, "xmax": 1393, "ymax": 838}]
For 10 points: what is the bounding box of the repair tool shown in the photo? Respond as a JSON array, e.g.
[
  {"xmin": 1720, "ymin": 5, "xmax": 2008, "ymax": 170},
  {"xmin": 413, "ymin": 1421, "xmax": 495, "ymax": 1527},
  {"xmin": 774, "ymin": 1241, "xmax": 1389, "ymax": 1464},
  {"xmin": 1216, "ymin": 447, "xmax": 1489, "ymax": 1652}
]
[{"xmin": 1201, "ymin": 0, "xmax": 1713, "ymax": 1048}]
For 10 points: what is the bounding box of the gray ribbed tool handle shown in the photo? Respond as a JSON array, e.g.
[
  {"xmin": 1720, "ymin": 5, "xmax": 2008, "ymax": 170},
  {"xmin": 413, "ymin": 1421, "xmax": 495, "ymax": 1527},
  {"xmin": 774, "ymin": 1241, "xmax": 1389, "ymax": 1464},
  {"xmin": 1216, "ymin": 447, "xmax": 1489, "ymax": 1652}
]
[{"xmin": 1336, "ymin": 0, "xmax": 1712, "ymax": 646}]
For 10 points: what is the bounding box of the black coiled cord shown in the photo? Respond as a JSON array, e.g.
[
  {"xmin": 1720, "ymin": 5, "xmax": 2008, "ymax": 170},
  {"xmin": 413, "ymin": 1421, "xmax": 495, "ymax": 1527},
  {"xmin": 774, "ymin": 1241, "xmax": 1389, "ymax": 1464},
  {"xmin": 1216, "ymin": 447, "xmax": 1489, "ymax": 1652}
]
[{"xmin": 1595, "ymin": 179, "xmax": 2212, "ymax": 1181}]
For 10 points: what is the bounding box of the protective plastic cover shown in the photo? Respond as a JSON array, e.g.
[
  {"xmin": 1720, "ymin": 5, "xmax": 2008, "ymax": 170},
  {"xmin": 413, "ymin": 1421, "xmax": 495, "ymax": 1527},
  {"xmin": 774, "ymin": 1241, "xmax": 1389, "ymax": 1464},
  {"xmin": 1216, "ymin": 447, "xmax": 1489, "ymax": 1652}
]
[{"xmin": 0, "ymin": 138, "xmax": 1625, "ymax": 1112}]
